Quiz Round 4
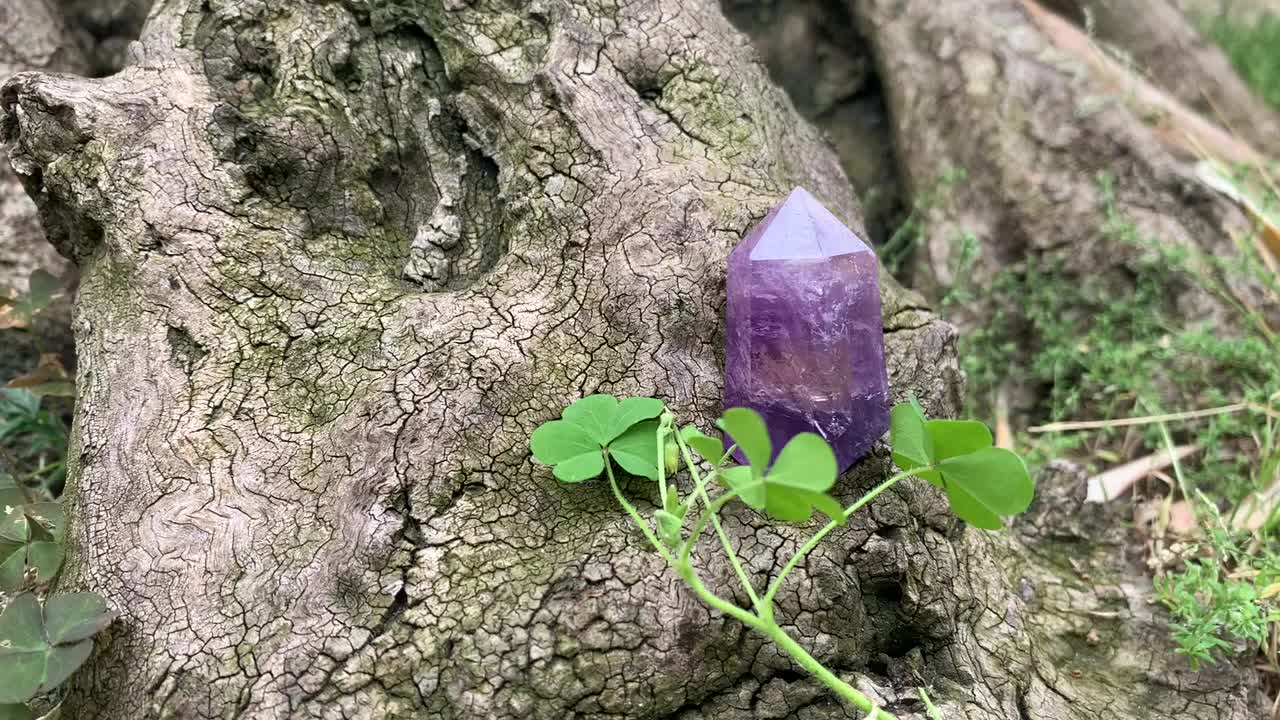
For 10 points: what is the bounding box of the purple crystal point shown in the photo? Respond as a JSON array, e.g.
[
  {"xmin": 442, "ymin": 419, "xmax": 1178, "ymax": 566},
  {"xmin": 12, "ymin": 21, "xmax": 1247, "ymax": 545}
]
[{"xmin": 724, "ymin": 187, "xmax": 891, "ymax": 472}]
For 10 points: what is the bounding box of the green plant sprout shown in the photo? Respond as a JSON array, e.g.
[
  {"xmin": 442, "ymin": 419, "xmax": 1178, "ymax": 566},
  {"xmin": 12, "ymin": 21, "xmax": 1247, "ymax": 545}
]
[{"xmin": 531, "ymin": 394, "xmax": 1034, "ymax": 718}]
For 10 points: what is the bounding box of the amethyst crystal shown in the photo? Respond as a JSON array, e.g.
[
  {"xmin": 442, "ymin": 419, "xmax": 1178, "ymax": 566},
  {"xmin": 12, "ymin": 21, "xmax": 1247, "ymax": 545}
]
[{"xmin": 724, "ymin": 187, "xmax": 891, "ymax": 472}]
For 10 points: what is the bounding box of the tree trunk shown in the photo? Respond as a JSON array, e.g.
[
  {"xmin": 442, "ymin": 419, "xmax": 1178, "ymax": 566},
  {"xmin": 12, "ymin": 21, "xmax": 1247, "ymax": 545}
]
[{"xmin": 0, "ymin": 1, "xmax": 1266, "ymax": 719}]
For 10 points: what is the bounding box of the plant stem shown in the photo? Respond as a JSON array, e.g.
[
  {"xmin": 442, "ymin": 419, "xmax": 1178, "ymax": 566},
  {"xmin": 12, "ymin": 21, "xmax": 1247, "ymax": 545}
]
[
  {"xmin": 679, "ymin": 489, "xmax": 744, "ymax": 570},
  {"xmin": 762, "ymin": 466, "xmax": 933, "ymax": 610},
  {"xmin": 678, "ymin": 561, "xmax": 897, "ymax": 720},
  {"xmin": 656, "ymin": 422, "xmax": 670, "ymax": 511},
  {"xmin": 760, "ymin": 623, "xmax": 898, "ymax": 720},
  {"xmin": 606, "ymin": 460, "xmax": 675, "ymax": 565},
  {"xmin": 673, "ymin": 432, "xmax": 762, "ymax": 610}
]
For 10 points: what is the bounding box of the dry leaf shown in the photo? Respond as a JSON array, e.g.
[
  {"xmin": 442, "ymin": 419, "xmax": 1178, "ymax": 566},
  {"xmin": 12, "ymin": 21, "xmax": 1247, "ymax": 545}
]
[
  {"xmin": 1165, "ymin": 500, "xmax": 1201, "ymax": 538},
  {"xmin": 7, "ymin": 353, "xmax": 70, "ymax": 389},
  {"xmin": 1085, "ymin": 445, "xmax": 1200, "ymax": 503}
]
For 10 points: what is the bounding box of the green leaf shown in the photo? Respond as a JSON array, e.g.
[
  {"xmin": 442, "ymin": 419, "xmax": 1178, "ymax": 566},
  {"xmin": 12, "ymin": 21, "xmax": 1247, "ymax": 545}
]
[
  {"xmin": 760, "ymin": 433, "xmax": 842, "ymax": 523},
  {"xmin": 717, "ymin": 466, "xmax": 762, "ymax": 508},
  {"xmin": 942, "ymin": 483, "xmax": 1003, "ymax": 530},
  {"xmin": 22, "ymin": 505, "xmax": 63, "ymax": 543},
  {"xmin": 561, "ymin": 395, "xmax": 620, "ymax": 445},
  {"xmin": 0, "ymin": 509, "xmax": 29, "ymax": 544},
  {"xmin": 530, "ymin": 421, "xmax": 596, "ymax": 465},
  {"xmin": 889, "ymin": 402, "xmax": 933, "ymax": 471},
  {"xmin": 22, "ymin": 543, "xmax": 63, "ymax": 587},
  {"xmin": 609, "ymin": 398, "xmax": 664, "ymax": 443},
  {"xmin": 937, "ymin": 448, "xmax": 1034, "ymax": 528},
  {"xmin": 801, "ymin": 490, "xmax": 846, "ymax": 525},
  {"xmin": 654, "ymin": 509, "xmax": 682, "ymax": 548},
  {"xmin": 0, "ymin": 703, "xmax": 34, "ymax": 720},
  {"xmin": 0, "ymin": 544, "xmax": 26, "ymax": 592},
  {"xmin": 44, "ymin": 594, "xmax": 114, "ymax": 645},
  {"xmin": 0, "ymin": 592, "xmax": 113, "ymax": 703},
  {"xmin": 680, "ymin": 426, "xmax": 724, "ymax": 464},
  {"xmin": 35, "ymin": 641, "xmax": 92, "ymax": 694},
  {"xmin": 551, "ymin": 452, "xmax": 605, "ymax": 483},
  {"xmin": 608, "ymin": 421, "xmax": 662, "ymax": 480},
  {"xmin": 925, "ymin": 419, "xmax": 992, "ymax": 460},
  {"xmin": 717, "ymin": 408, "xmax": 772, "ymax": 478},
  {"xmin": 0, "ymin": 594, "xmax": 43, "ymax": 651},
  {"xmin": 0, "ymin": 651, "xmax": 43, "ymax": 704},
  {"xmin": 531, "ymin": 421, "xmax": 606, "ymax": 483}
]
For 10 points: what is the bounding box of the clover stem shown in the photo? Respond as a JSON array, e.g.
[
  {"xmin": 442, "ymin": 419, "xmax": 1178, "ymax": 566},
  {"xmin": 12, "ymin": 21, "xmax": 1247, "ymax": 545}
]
[
  {"xmin": 678, "ymin": 488, "xmax": 744, "ymax": 571},
  {"xmin": 606, "ymin": 460, "xmax": 675, "ymax": 565},
  {"xmin": 758, "ymin": 623, "xmax": 899, "ymax": 720},
  {"xmin": 655, "ymin": 422, "xmax": 670, "ymax": 511},
  {"xmin": 679, "ymin": 561, "xmax": 897, "ymax": 720},
  {"xmin": 673, "ymin": 432, "xmax": 762, "ymax": 610},
  {"xmin": 762, "ymin": 466, "xmax": 934, "ymax": 610}
]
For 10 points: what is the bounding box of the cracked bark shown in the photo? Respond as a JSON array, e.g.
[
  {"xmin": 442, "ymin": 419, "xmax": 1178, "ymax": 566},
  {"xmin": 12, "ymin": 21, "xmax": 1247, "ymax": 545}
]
[{"xmin": 0, "ymin": 0, "xmax": 1265, "ymax": 719}]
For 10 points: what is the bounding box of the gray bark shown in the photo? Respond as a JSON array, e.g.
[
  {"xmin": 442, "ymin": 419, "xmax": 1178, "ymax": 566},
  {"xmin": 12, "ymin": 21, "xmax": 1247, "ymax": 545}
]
[{"xmin": 0, "ymin": 0, "xmax": 1265, "ymax": 719}]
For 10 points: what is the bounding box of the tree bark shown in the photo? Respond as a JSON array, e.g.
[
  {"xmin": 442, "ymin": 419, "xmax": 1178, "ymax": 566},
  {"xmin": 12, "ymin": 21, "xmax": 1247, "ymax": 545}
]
[{"xmin": 0, "ymin": 1, "xmax": 1266, "ymax": 719}]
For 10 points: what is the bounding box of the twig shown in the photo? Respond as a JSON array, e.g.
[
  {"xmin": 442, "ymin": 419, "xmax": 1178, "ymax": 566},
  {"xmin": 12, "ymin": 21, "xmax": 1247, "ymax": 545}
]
[{"xmin": 1028, "ymin": 402, "xmax": 1280, "ymax": 433}]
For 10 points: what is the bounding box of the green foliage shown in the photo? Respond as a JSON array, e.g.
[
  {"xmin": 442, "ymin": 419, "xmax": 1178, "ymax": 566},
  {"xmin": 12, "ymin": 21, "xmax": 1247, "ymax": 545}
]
[
  {"xmin": 0, "ymin": 703, "xmax": 33, "ymax": 719},
  {"xmin": 529, "ymin": 394, "xmax": 665, "ymax": 482},
  {"xmin": 880, "ymin": 167, "xmax": 967, "ymax": 278},
  {"xmin": 1204, "ymin": 13, "xmax": 1280, "ymax": 110},
  {"xmin": 0, "ymin": 473, "xmax": 65, "ymax": 592},
  {"xmin": 530, "ymin": 394, "xmax": 1034, "ymax": 717},
  {"xmin": 890, "ymin": 402, "xmax": 1032, "ymax": 529},
  {"xmin": 717, "ymin": 412, "xmax": 845, "ymax": 524},
  {"xmin": 0, "ymin": 392, "xmax": 68, "ymax": 494},
  {"xmin": 962, "ymin": 173, "xmax": 1280, "ymax": 502},
  {"xmin": 0, "ymin": 271, "xmax": 60, "ymax": 330},
  {"xmin": 0, "ymin": 270, "xmax": 103, "ymax": 714},
  {"xmin": 0, "ymin": 593, "xmax": 114, "ymax": 704},
  {"xmin": 1156, "ymin": 527, "xmax": 1280, "ymax": 670}
]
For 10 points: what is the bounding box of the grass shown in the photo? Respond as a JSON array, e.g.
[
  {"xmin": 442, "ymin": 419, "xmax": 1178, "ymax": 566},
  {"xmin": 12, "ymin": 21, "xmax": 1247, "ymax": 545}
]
[
  {"xmin": 1205, "ymin": 12, "xmax": 1280, "ymax": 110},
  {"xmin": 941, "ymin": 165, "xmax": 1280, "ymax": 667},
  {"xmin": 0, "ymin": 388, "xmax": 69, "ymax": 497},
  {"xmin": 959, "ymin": 171, "xmax": 1280, "ymax": 499}
]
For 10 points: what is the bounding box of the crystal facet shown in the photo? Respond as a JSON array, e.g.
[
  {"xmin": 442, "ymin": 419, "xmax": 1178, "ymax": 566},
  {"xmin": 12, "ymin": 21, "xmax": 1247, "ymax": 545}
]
[{"xmin": 724, "ymin": 187, "xmax": 890, "ymax": 472}]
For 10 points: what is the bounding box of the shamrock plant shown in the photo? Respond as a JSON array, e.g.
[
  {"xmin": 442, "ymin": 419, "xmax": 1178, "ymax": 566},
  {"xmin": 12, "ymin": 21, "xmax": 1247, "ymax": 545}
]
[
  {"xmin": 0, "ymin": 470, "xmax": 114, "ymax": 716},
  {"xmin": 531, "ymin": 394, "xmax": 1034, "ymax": 719}
]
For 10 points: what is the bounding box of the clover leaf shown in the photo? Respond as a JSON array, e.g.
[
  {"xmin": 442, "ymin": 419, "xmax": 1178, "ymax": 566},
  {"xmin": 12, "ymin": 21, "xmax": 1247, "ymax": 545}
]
[
  {"xmin": 0, "ymin": 592, "xmax": 115, "ymax": 704},
  {"xmin": 608, "ymin": 421, "xmax": 662, "ymax": 480},
  {"xmin": 530, "ymin": 420, "xmax": 605, "ymax": 483},
  {"xmin": 717, "ymin": 409, "xmax": 845, "ymax": 524},
  {"xmin": 717, "ymin": 408, "xmax": 772, "ymax": 477},
  {"xmin": 531, "ymin": 396, "xmax": 666, "ymax": 482},
  {"xmin": 0, "ymin": 476, "xmax": 66, "ymax": 591},
  {"xmin": 680, "ymin": 425, "xmax": 726, "ymax": 465},
  {"xmin": 889, "ymin": 401, "xmax": 1033, "ymax": 529}
]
